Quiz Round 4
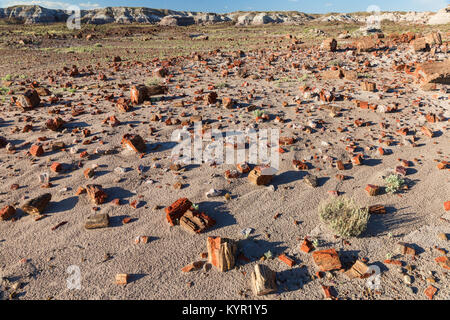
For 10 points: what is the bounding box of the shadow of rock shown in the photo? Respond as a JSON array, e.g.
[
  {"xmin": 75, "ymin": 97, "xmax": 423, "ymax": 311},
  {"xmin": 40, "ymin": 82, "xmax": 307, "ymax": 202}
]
[
  {"xmin": 45, "ymin": 196, "xmax": 79, "ymax": 214},
  {"xmin": 237, "ymin": 235, "xmax": 288, "ymax": 264},
  {"xmin": 149, "ymin": 141, "xmax": 177, "ymax": 152},
  {"xmin": 128, "ymin": 273, "xmax": 147, "ymax": 284},
  {"xmin": 272, "ymin": 170, "xmax": 305, "ymax": 187},
  {"xmin": 364, "ymin": 207, "xmax": 420, "ymax": 237},
  {"xmin": 276, "ymin": 265, "xmax": 312, "ymax": 293},
  {"xmin": 199, "ymin": 201, "xmax": 236, "ymax": 232},
  {"xmin": 104, "ymin": 187, "xmax": 136, "ymax": 201}
]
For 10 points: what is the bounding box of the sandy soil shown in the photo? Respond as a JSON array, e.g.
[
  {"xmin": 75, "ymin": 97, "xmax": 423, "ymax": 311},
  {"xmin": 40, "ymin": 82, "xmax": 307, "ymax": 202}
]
[{"xmin": 0, "ymin": 23, "xmax": 449, "ymax": 300}]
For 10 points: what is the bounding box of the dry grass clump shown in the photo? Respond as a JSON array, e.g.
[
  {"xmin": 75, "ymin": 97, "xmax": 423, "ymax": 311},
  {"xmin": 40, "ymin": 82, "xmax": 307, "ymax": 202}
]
[{"xmin": 319, "ymin": 197, "xmax": 369, "ymax": 238}]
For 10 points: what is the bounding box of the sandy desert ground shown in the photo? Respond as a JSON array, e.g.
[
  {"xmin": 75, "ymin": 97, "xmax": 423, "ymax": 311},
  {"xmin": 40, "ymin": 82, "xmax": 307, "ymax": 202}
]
[{"xmin": 0, "ymin": 19, "xmax": 449, "ymax": 300}]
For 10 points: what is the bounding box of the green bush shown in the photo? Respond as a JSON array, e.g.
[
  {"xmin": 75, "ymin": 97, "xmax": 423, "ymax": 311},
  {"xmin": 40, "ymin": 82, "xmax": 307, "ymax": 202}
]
[
  {"xmin": 319, "ymin": 197, "xmax": 369, "ymax": 238},
  {"xmin": 384, "ymin": 174, "xmax": 405, "ymax": 194}
]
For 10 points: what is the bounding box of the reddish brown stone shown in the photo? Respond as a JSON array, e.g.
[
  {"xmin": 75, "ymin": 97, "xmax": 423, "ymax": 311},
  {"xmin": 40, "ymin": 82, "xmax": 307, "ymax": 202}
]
[
  {"xmin": 130, "ymin": 85, "xmax": 148, "ymax": 104},
  {"xmin": 236, "ymin": 162, "xmax": 250, "ymax": 174},
  {"xmin": 421, "ymin": 126, "xmax": 434, "ymax": 138},
  {"xmin": 424, "ymin": 285, "xmax": 437, "ymax": 300},
  {"xmin": 368, "ymin": 205, "xmax": 386, "ymax": 214},
  {"xmin": 50, "ymin": 162, "xmax": 62, "ymax": 173},
  {"xmin": 222, "ymin": 97, "xmax": 234, "ymax": 109},
  {"xmin": 300, "ymin": 238, "xmax": 314, "ymax": 253},
  {"xmin": 22, "ymin": 193, "xmax": 52, "ymax": 216},
  {"xmin": 204, "ymin": 92, "xmax": 218, "ymax": 105},
  {"xmin": 30, "ymin": 144, "xmax": 44, "ymax": 157},
  {"xmin": 322, "ymin": 38, "xmax": 337, "ymax": 52},
  {"xmin": 351, "ymin": 155, "xmax": 363, "ymax": 166},
  {"xmin": 312, "ymin": 249, "xmax": 342, "ymax": 271},
  {"xmin": 180, "ymin": 210, "xmax": 216, "ymax": 234},
  {"xmin": 207, "ymin": 236, "xmax": 237, "ymax": 272},
  {"xmin": 84, "ymin": 168, "xmax": 95, "ymax": 179},
  {"xmin": 165, "ymin": 198, "xmax": 192, "ymax": 226},
  {"xmin": 322, "ymin": 285, "xmax": 336, "ymax": 299},
  {"xmin": 86, "ymin": 184, "xmax": 108, "ymax": 205},
  {"xmin": 278, "ymin": 253, "xmax": 295, "ymax": 267},
  {"xmin": 46, "ymin": 117, "xmax": 65, "ymax": 131},
  {"xmin": 121, "ymin": 134, "xmax": 146, "ymax": 153},
  {"xmin": 384, "ymin": 259, "xmax": 402, "ymax": 266},
  {"xmin": 365, "ymin": 184, "xmax": 380, "ymax": 196},
  {"xmin": 410, "ymin": 37, "xmax": 430, "ymax": 52},
  {"xmin": 435, "ymin": 256, "xmax": 450, "ymax": 270},
  {"xmin": 16, "ymin": 89, "xmax": 40, "ymax": 110},
  {"xmin": 355, "ymin": 37, "xmax": 377, "ymax": 52},
  {"xmin": 396, "ymin": 242, "xmax": 416, "ymax": 256},
  {"xmin": 0, "ymin": 205, "xmax": 16, "ymax": 221},
  {"xmin": 292, "ymin": 159, "xmax": 308, "ymax": 171},
  {"xmin": 225, "ymin": 169, "xmax": 240, "ymax": 179},
  {"xmin": 415, "ymin": 59, "xmax": 450, "ymax": 85},
  {"xmin": 444, "ymin": 201, "xmax": 450, "ymax": 211}
]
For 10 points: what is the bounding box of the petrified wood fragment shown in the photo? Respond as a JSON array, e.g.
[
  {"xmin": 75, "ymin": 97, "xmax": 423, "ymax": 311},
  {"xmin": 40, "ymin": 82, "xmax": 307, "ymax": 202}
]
[
  {"xmin": 22, "ymin": 193, "xmax": 52, "ymax": 215},
  {"xmin": 207, "ymin": 236, "xmax": 237, "ymax": 272},
  {"xmin": 251, "ymin": 264, "xmax": 277, "ymax": 296}
]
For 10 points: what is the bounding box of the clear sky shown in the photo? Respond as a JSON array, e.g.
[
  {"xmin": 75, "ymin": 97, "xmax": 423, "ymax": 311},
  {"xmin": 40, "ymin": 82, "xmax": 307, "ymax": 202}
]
[{"xmin": 1, "ymin": 0, "xmax": 448, "ymax": 13}]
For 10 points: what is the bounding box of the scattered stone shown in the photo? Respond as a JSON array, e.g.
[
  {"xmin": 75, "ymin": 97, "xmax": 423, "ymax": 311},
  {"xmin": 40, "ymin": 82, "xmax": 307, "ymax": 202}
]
[
  {"xmin": 86, "ymin": 185, "xmax": 108, "ymax": 205},
  {"xmin": 16, "ymin": 89, "xmax": 40, "ymax": 110},
  {"xmin": 278, "ymin": 253, "xmax": 295, "ymax": 267},
  {"xmin": 248, "ymin": 167, "xmax": 273, "ymax": 186},
  {"xmin": 312, "ymin": 249, "xmax": 342, "ymax": 271},
  {"xmin": 424, "ymin": 285, "xmax": 437, "ymax": 300},
  {"xmin": 207, "ymin": 236, "xmax": 237, "ymax": 272},
  {"xmin": 165, "ymin": 198, "xmax": 192, "ymax": 226},
  {"xmin": 179, "ymin": 210, "xmax": 216, "ymax": 234},
  {"xmin": 22, "ymin": 193, "xmax": 52, "ymax": 216},
  {"xmin": 365, "ymin": 184, "xmax": 380, "ymax": 196},
  {"xmin": 85, "ymin": 213, "xmax": 109, "ymax": 229},
  {"xmin": 345, "ymin": 260, "xmax": 369, "ymax": 279},
  {"xmin": 304, "ymin": 174, "xmax": 318, "ymax": 188},
  {"xmin": 121, "ymin": 134, "xmax": 146, "ymax": 153},
  {"xmin": 251, "ymin": 264, "xmax": 277, "ymax": 296},
  {"xmin": 0, "ymin": 205, "xmax": 16, "ymax": 221},
  {"xmin": 115, "ymin": 274, "xmax": 129, "ymax": 285},
  {"xmin": 321, "ymin": 38, "xmax": 337, "ymax": 52}
]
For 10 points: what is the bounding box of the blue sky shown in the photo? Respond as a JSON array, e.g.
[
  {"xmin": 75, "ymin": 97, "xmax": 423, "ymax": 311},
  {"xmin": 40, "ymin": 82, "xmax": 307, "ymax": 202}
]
[{"xmin": 1, "ymin": 0, "xmax": 448, "ymax": 13}]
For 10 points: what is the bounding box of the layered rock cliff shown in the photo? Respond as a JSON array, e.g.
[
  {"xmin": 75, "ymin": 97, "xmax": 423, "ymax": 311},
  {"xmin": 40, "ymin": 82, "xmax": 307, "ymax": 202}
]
[{"xmin": 0, "ymin": 5, "xmax": 448, "ymax": 26}]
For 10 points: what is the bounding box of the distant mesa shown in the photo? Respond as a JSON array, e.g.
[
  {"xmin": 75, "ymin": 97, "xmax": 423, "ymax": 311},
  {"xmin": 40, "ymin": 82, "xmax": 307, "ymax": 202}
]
[{"xmin": 0, "ymin": 5, "xmax": 448, "ymax": 25}]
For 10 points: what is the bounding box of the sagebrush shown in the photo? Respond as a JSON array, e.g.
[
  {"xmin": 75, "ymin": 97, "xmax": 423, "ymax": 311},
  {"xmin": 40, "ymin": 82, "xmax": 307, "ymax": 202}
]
[
  {"xmin": 384, "ymin": 174, "xmax": 405, "ymax": 194},
  {"xmin": 319, "ymin": 197, "xmax": 370, "ymax": 238}
]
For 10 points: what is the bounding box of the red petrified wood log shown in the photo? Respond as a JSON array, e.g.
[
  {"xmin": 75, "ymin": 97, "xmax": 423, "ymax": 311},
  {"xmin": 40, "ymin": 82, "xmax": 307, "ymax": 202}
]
[
  {"xmin": 165, "ymin": 198, "xmax": 192, "ymax": 226},
  {"xmin": 86, "ymin": 185, "xmax": 108, "ymax": 205},
  {"xmin": 207, "ymin": 236, "xmax": 237, "ymax": 272}
]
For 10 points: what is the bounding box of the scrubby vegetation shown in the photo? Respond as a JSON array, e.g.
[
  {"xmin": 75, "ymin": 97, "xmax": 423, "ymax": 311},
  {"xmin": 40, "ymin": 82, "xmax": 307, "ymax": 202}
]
[
  {"xmin": 384, "ymin": 174, "xmax": 405, "ymax": 194},
  {"xmin": 319, "ymin": 197, "xmax": 370, "ymax": 237}
]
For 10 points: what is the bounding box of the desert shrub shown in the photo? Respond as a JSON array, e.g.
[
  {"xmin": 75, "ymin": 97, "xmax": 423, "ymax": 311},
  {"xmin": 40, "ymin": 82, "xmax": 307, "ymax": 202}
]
[
  {"xmin": 146, "ymin": 77, "xmax": 161, "ymax": 86},
  {"xmin": 319, "ymin": 197, "xmax": 369, "ymax": 238},
  {"xmin": 384, "ymin": 174, "xmax": 405, "ymax": 194},
  {"xmin": 253, "ymin": 110, "xmax": 265, "ymax": 118}
]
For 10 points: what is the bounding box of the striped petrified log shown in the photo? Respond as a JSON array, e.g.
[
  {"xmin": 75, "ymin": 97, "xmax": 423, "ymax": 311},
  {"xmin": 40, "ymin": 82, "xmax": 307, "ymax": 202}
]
[
  {"xmin": 251, "ymin": 264, "xmax": 277, "ymax": 296},
  {"xmin": 207, "ymin": 236, "xmax": 237, "ymax": 272}
]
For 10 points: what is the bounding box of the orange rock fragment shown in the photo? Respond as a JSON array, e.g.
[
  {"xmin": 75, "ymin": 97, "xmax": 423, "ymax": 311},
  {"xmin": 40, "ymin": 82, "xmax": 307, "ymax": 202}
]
[
  {"xmin": 424, "ymin": 285, "xmax": 437, "ymax": 300},
  {"xmin": 312, "ymin": 249, "xmax": 342, "ymax": 271},
  {"xmin": 278, "ymin": 253, "xmax": 295, "ymax": 267}
]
